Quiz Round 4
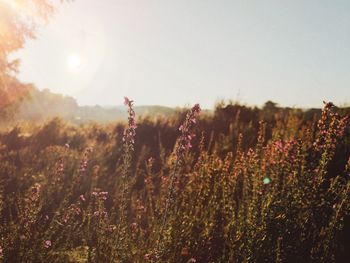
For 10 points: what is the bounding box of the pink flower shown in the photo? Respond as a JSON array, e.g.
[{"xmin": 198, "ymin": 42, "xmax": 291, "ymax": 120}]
[
  {"xmin": 75, "ymin": 207, "xmax": 81, "ymax": 215},
  {"xmin": 144, "ymin": 253, "xmax": 151, "ymax": 260},
  {"xmin": 124, "ymin": 96, "xmax": 130, "ymax": 106},
  {"xmin": 122, "ymin": 97, "xmax": 137, "ymax": 146},
  {"xmin": 177, "ymin": 104, "xmax": 201, "ymax": 153},
  {"xmin": 100, "ymin": 193, "xmax": 108, "ymax": 200},
  {"xmin": 130, "ymin": 222, "xmax": 138, "ymax": 232},
  {"xmin": 79, "ymin": 194, "xmax": 86, "ymax": 202},
  {"xmin": 44, "ymin": 240, "xmax": 51, "ymax": 248}
]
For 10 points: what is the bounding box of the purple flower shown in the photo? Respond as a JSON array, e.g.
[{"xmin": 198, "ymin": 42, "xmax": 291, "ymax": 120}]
[
  {"xmin": 177, "ymin": 103, "xmax": 201, "ymax": 153},
  {"xmin": 44, "ymin": 240, "xmax": 51, "ymax": 248},
  {"xmin": 122, "ymin": 96, "xmax": 137, "ymax": 146},
  {"xmin": 75, "ymin": 207, "xmax": 81, "ymax": 215},
  {"xmin": 156, "ymin": 103, "xmax": 201, "ymax": 252},
  {"xmin": 124, "ymin": 96, "xmax": 130, "ymax": 106}
]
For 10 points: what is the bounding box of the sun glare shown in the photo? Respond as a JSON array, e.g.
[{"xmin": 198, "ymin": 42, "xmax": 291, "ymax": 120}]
[{"xmin": 67, "ymin": 53, "xmax": 83, "ymax": 73}]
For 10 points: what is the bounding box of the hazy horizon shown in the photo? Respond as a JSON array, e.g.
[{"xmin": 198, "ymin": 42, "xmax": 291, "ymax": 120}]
[{"xmin": 14, "ymin": 0, "xmax": 350, "ymax": 109}]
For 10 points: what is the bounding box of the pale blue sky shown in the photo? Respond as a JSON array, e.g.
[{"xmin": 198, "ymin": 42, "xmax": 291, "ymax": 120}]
[{"xmin": 15, "ymin": 0, "xmax": 350, "ymax": 108}]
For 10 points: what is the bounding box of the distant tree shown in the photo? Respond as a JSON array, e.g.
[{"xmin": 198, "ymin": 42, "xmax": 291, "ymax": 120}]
[
  {"xmin": 0, "ymin": 0, "xmax": 61, "ymax": 74},
  {"xmin": 0, "ymin": 0, "xmax": 67, "ymax": 118},
  {"xmin": 263, "ymin": 100, "xmax": 278, "ymax": 110}
]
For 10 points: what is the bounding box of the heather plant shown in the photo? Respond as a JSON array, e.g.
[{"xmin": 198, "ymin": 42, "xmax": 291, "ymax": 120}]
[
  {"xmin": 112, "ymin": 97, "xmax": 138, "ymax": 262},
  {"xmin": 119, "ymin": 97, "xmax": 137, "ymax": 219},
  {"xmin": 0, "ymin": 101, "xmax": 349, "ymax": 262},
  {"xmin": 154, "ymin": 103, "xmax": 201, "ymax": 260}
]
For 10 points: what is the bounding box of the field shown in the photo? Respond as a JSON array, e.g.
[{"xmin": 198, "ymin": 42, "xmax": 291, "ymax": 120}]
[
  {"xmin": 1, "ymin": 1, "xmax": 350, "ymax": 262},
  {"xmin": 0, "ymin": 100, "xmax": 349, "ymax": 262}
]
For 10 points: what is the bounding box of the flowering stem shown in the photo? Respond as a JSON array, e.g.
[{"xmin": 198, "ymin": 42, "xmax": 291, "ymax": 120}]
[
  {"xmin": 154, "ymin": 104, "xmax": 201, "ymax": 260},
  {"xmin": 114, "ymin": 97, "xmax": 137, "ymax": 261}
]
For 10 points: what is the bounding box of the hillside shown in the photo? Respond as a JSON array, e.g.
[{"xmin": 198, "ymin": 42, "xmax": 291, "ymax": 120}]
[{"xmin": 9, "ymin": 88, "xmax": 177, "ymax": 124}]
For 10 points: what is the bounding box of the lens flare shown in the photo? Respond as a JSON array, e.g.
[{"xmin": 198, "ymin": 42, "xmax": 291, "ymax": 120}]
[
  {"xmin": 263, "ymin": 177, "xmax": 271, "ymax": 185},
  {"xmin": 67, "ymin": 53, "xmax": 83, "ymax": 73}
]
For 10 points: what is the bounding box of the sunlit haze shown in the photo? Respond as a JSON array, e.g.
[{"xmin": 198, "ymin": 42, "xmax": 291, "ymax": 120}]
[
  {"xmin": 14, "ymin": 0, "xmax": 350, "ymax": 108},
  {"xmin": 67, "ymin": 53, "xmax": 83, "ymax": 73}
]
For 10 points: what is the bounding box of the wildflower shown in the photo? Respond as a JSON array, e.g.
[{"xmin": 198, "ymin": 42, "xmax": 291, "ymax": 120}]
[
  {"xmin": 124, "ymin": 96, "xmax": 130, "ymax": 106},
  {"xmin": 137, "ymin": 205, "xmax": 145, "ymax": 212},
  {"xmin": 177, "ymin": 103, "xmax": 201, "ymax": 156},
  {"xmin": 144, "ymin": 253, "xmax": 151, "ymax": 260},
  {"xmin": 94, "ymin": 211, "xmax": 107, "ymax": 218},
  {"xmin": 323, "ymin": 100, "xmax": 334, "ymax": 108},
  {"xmin": 79, "ymin": 147, "xmax": 93, "ymax": 174},
  {"xmin": 107, "ymin": 225, "xmax": 117, "ymax": 233},
  {"xmin": 314, "ymin": 101, "xmax": 348, "ymax": 153},
  {"xmin": 79, "ymin": 194, "xmax": 86, "ymax": 202},
  {"xmin": 156, "ymin": 103, "xmax": 201, "ymax": 255},
  {"xmin": 99, "ymin": 191, "xmax": 108, "ymax": 200},
  {"xmin": 122, "ymin": 97, "xmax": 137, "ymax": 146},
  {"xmin": 44, "ymin": 240, "xmax": 51, "ymax": 248},
  {"xmin": 93, "ymin": 211, "xmax": 100, "ymax": 217},
  {"xmin": 118, "ymin": 96, "xmax": 137, "ymax": 230},
  {"xmin": 187, "ymin": 258, "xmax": 197, "ymax": 263},
  {"xmin": 130, "ymin": 222, "xmax": 138, "ymax": 232},
  {"xmin": 74, "ymin": 207, "xmax": 81, "ymax": 215}
]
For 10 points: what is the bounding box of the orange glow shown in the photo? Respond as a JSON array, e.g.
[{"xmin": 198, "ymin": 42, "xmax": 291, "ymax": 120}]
[
  {"xmin": 0, "ymin": 0, "xmax": 18, "ymax": 9},
  {"xmin": 0, "ymin": 0, "xmax": 43, "ymax": 20}
]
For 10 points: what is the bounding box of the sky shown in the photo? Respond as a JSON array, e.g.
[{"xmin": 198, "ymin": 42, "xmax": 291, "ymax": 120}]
[{"xmin": 14, "ymin": 0, "xmax": 350, "ymax": 109}]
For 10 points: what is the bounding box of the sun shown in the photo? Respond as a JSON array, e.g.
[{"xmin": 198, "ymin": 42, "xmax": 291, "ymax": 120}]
[{"xmin": 67, "ymin": 53, "xmax": 83, "ymax": 73}]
